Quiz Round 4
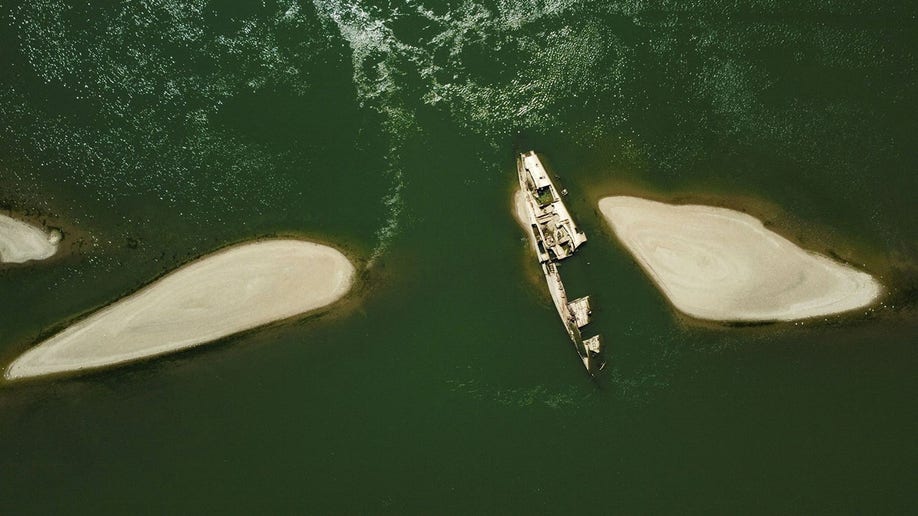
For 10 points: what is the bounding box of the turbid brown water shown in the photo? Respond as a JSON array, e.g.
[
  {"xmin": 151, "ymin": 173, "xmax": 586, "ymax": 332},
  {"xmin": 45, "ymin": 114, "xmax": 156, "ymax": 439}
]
[{"xmin": 0, "ymin": 1, "xmax": 915, "ymax": 513}]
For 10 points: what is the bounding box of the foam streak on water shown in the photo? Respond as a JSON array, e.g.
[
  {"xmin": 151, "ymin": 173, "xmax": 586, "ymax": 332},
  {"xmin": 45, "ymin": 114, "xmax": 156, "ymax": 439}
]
[
  {"xmin": 311, "ymin": 0, "xmax": 415, "ymax": 263},
  {"xmin": 309, "ymin": 0, "xmax": 625, "ymax": 260}
]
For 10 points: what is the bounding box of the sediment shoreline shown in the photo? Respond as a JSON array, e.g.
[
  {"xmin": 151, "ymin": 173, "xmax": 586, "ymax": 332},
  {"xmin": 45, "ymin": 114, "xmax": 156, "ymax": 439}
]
[
  {"xmin": 598, "ymin": 196, "xmax": 882, "ymax": 322},
  {"xmin": 5, "ymin": 239, "xmax": 355, "ymax": 380},
  {"xmin": 0, "ymin": 213, "xmax": 60, "ymax": 264}
]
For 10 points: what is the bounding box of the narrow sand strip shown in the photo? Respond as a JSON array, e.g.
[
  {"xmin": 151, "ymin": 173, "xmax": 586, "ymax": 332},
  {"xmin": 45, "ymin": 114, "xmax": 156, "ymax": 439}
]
[
  {"xmin": 512, "ymin": 189, "xmax": 532, "ymax": 234},
  {"xmin": 5, "ymin": 239, "xmax": 355, "ymax": 380},
  {"xmin": 0, "ymin": 214, "xmax": 60, "ymax": 263},
  {"xmin": 598, "ymin": 196, "xmax": 882, "ymax": 322}
]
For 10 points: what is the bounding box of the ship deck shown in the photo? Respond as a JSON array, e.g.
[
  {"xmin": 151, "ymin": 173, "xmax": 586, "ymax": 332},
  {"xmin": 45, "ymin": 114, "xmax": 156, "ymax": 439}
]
[{"xmin": 517, "ymin": 151, "xmax": 587, "ymax": 262}]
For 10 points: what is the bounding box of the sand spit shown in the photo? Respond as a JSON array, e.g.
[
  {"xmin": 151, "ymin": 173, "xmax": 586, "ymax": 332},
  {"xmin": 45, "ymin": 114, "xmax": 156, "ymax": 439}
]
[
  {"xmin": 0, "ymin": 214, "xmax": 60, "ymax": 264},
  {"xmin": 598, "ymin": 196, "xmax": 882, "ymax": 322},
  {"xmin": 5, "ymin": 239, "xmax": 355, "ymax": 380},
  {"xmin": 512, "ymin": 189, "xmax": 532, "ymax": 233}
]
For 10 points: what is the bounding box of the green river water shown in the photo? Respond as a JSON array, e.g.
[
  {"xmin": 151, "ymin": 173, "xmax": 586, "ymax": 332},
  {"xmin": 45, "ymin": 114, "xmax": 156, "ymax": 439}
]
[{"xmin": 0, "ymin": 1, "xmax": 916, "ymax": 513}]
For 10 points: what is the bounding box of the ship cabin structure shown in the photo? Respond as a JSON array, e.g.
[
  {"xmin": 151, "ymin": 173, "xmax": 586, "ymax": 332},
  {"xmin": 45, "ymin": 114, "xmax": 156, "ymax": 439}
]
[{"xmin": 517, "ymin": 151, "xmax": 587, "ymax": 263}]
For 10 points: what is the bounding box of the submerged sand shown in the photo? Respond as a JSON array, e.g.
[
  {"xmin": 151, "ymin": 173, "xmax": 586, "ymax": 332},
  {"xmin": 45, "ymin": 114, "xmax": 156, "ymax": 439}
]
[
  {"xmin": 598, "ymin": 196, "xmax": 882, "ymax": 322},
  {"xmin": 0, "ymin": 214, "xmax": 60, "ymax": 264},
  {"xmin": 5, "ymin": 239, "xmax": 355, "ymax": 380},
  {"xmin": 513, "ymin": 188, "xmax": 543, "ymax": 256},
  {"xmin": 512, "ymin": 189, "xmax": 531, "ymax": 232}
]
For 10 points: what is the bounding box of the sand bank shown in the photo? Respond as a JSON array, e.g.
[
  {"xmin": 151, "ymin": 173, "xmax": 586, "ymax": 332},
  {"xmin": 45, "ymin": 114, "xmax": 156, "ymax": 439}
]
[
  {"xmin": 0, "ymin": 214, "xmax": 60, "ymax": 264},
  {"xmin": 513, "ymin": 188, "xmax": 543, "ymax": 257},
  {"xmin": 512, "ymin": 189, "xmax": 531, "ymax": 233},
  {"xmin": 5, "ymin": 239, "xmax": 355, "ymax": 380},
  {"xmin": 598, "ymin": 196, "xmax": 882, "ymax": 322}
]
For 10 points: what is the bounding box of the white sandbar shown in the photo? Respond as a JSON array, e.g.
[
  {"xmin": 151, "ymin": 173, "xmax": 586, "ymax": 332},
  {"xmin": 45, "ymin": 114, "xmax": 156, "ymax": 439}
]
[
  {"xmin": 512, "ymin": 189, "xmax": 530, "ymax": 231},
  {"xmin": 512, "ymin": 188, "xmax": 542, "ymax": 253},
  {"xmin": 6, "ymin": 239, "xmax": 355, "ymax": 380},
  {"xmin": 598, "ymin": 196, "xmax": 882, "ymax": 322},
  {"xmin": 0, "ymin": 214, "xmax": 60, "ymax": 263}
]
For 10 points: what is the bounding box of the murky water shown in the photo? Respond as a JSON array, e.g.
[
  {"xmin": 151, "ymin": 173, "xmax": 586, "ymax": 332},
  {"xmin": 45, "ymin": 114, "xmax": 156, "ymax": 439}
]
[{"xmin": 1, "ymin": 1, "xmax": 915, "ymax": 512}]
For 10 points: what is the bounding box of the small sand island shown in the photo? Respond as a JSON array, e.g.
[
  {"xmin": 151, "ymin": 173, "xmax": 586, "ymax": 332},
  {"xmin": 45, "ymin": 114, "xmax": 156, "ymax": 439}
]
[
  {"xmin": 5, "ymin": 239, "xmax": 355, "ymax": 380},
  {"xmin": 0, "ymin": 213, "xmax": 61, "ymax": 264},
  {"xmin": 599, "ymin": 196, "xmax": 882, "ymax": 322}
]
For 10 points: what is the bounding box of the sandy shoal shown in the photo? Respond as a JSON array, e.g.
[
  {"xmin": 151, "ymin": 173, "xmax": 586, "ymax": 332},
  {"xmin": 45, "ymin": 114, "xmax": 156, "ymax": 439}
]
[
  {"xmin": 512, "ymin": 188, "xmax": 543, "ymax": 253},
  {"xmin": 598, "ymin": 196, "xmax": 882, "ymax": 322},
  {"xmin": 0, "ymin": 214, "xmax": 59, "ymax": 264},
  {"xmin": 512, "ymin": 188, "xmax": 531, "ymax": 232},
  {"xmin": 6, "ymin": 239, "xmax": 355, "ymax": 380}
]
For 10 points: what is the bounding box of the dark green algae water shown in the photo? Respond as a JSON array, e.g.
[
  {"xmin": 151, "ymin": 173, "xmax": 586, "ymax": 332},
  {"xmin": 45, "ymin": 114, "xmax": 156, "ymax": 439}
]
[{"xmin": 1, "ymin": 0, "xmax": 917, "ymax": 513}]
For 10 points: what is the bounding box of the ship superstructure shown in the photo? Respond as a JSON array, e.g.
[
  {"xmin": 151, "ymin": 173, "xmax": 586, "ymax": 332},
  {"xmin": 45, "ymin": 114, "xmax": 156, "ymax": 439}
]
[{"xmin": 518, "ymin": 152, "xmax": 588, "ymax": 262}]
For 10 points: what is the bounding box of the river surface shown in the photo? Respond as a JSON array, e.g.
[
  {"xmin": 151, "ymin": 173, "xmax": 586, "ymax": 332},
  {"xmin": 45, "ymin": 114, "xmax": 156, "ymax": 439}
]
[{"xmin": 0, "ymin": 1, "xmax": 916, "ymax": 513}]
